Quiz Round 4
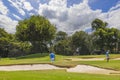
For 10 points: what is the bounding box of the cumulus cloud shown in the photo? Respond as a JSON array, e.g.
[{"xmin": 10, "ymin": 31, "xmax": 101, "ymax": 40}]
[
  {"xmin": 8, "ymin": 0, "xmax": 26, "ymax": 16},
  {"xmin": 96, "ymin": 1, "xmax": 120, "ymax": 30},
  {"xmin": 0, "ymin": 15, "xmax": 18, "ymax": 33},
  {"xmin": 38, "ymin": 0, "xmax": 102, "ymax": 33},
  {"xmin": 13, "ymin": 14, "xmax": 22, "ymax": 20},
  {"xmin": 0, "ymin": 0, "xmax": 34, "ymax": 33},
  {"xmin": 0, "ymin": 1, "xmax": 9, "ymax": 15},
  {"xmin": 105, "ymin": 4, "xmax": 120, "ymax": 29},
  {"xmin": 0, "ymin": 0, "xmax": 120, "ymax": 34},
  {"xmin": 38, "ymin": 0, "xmax": 120, "ymax": 34},
  {"xmin": 23, "ymin": 1, "xmax": 33, "ymax": 11},
  {"xmin": 0, "ymin": 0, "xmax": 18, "ymax": 33}
]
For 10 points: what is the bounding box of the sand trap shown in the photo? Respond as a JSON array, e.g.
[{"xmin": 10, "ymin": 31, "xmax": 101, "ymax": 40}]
[
  {"xmin": 0, "ymin": 64, "xmax": 64, "ymax": 71},
  {"xmin": 65, "ymin": 58, "xmax": 120, "ymax": 61},
  {"xmin": 67, "ymin": 65, "xmax": 120, "ymax": 75},
  {"xmin": 113, "ymin": 58, "xmax": 120, "ymax": 60},
  {"xmin": 68, "ymin": 58, "xmax": 104, "ymax": 61},
  {"xmin": 0, "ymin": 64, "xmax": 120, "ymax": 75}
]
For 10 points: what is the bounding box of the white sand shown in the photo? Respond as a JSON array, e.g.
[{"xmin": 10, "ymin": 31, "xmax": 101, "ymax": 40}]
[
  {"xmin": 67, "ymin": 65, "xmax": 120, "ymax": 75},
  {"xmin": 65, "ymin": 58, "xmax": 120, "ymax": 61},
  {"xmin": 0, "ymin": 64, "xmax": 120, "ymax": 75},
  {"xmin": 113, "ymin": 58, "xmax": 120, "ymax": 60},
  {"xmin": 70, "ymin": 58, "xmax": 104, "ymax": 61},
  {"xmin": 0, "ymin": 64, "xmax": 64, "ymax": 71}
]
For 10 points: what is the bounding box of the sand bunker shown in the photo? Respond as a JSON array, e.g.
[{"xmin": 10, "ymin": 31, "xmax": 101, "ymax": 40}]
[
  {"xmin": 0, "ymin": 64, "xmax": 64, "ymax": 71},
  {"xmin": 69, "ymin": 58, "xmax": 104, "ymax": 61},
  {"xmin": 0, "ymin": 64, "xmax": 120, "ymax": 75},
  {"xmin": 65, "ymin": 58, "xmax": 120, "ymax": 61},
  {"xmin": 67, "ymin": 65, "xmax": 120, "ymax": 75}
]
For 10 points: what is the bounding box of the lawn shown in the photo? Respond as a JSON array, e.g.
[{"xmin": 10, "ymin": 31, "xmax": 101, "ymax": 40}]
[
  {"xmin": 0, "ymin": 70, "xmax": 120, "ymax": 80},
  {"xmin": 0, "ymin": 53, "xmax": 120, "ymax": 70},
  {"xmin": 0, "ymin": 53, "xmax": 120, "ymax": 80}
]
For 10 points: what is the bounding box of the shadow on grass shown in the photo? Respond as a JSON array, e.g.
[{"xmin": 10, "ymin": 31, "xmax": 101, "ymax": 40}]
[{"xmin": 15, "ymin": 53, "xmax": 49, "ymax": 59}]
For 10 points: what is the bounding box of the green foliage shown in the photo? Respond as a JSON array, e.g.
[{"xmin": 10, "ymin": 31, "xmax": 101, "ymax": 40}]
[
  {"xmin": 8, "ymin": 42, "xmax": 32, "ymax": 57},
  {"xmin": 54, "ymin": 40, "xmax": 73, "ymax": 55},
  {"xmin": 55, "ymin": 31, "xmax": 68, "ymax": 42},
  {"xmin": 1, "ymin": 16, "xmax": 120, "ymax": 58},
  {"xmin": 16, "ymin": 15, "xmax": 56, "ymax": 41},
  {"xmin": 0, "ymin": 28, "xmax": 13, "ymax": 57},
  {"xmin": 0, "ymin": 28, "xmax": 10, "ymax": 38},
  {"xmin": 71, "ymin": 31, "xmax": 92, "ymax": 55},
  {"xmin": 15, "ymin": 15, "xmax": 56, "ymax": 53},
  {"xmin": 93, "ymin": 27, "xmax": 120, "ymax": 52},
  {"xmin": 91, "ymin": 18, "xmax": 108, "ymax": 30},
  {"xmin": 91, "ymin": 18, "xmax": 120, "ymax": 53},
  {"xmin": 53, "ymin": 31, "xmax": 73, "ymax": 55}
]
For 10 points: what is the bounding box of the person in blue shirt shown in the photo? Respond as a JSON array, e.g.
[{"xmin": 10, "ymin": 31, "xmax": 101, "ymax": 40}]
[
  {"xmin": 49, "ymin": 52, "xmax": 55, "ymax": 62},
  {"xmin": 106, "ymin": 50, "xmax": 110, "ymax": 62}
]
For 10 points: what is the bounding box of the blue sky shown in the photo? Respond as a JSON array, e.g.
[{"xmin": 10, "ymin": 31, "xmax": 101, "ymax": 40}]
[
  {"xmin": 0, "ymin": 0, "xmax": 120, "ymax": 33},
  {"xmin": 67, "ymin": 0, "xmax": 119, "ymax": 12},
  {"xmin": 67, "ymin": 0, "xmax": 82, "ymax": 7},
  {"xmin": 88, "ymin": 0, "xmax": 120, "ymax": 12}
]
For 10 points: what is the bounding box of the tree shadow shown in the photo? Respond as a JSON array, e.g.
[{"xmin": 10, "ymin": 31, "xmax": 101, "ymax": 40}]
[{"xmin": 15, "ymin": 53, "xmax": 49, "ymax": 59}]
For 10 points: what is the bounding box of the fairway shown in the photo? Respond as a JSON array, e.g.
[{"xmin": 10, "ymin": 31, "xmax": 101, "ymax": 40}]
[
  {"xmin": 0, "ymin": 54, "xmax": 120, "ymax": 80},
  {"xmin": 1, "ymin": 0, "xmax": 120, "ymax": 80},
  {"xmin": 0, "ymin": 70, "xmax": 120, "ymax": 80}
]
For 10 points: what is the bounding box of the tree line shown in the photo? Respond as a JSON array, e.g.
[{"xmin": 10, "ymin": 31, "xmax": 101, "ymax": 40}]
[{"xmin": 0, "ymin": 15, "xmax": 120, "ymax": 57}]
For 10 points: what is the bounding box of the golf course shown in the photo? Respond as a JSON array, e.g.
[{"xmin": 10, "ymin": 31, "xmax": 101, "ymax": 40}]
[
  {"xmin": 0, "ymin": 53, "xmax": 120, "ymax": 80},
  {"xmin": 1, "ymin": 1, "xmax": 120, "ymax": 79}
]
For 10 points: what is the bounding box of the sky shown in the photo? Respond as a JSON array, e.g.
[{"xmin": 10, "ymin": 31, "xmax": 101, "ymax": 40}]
[{"xmin": 0, "ymin": 0, "xmax": 120, "ymax": 34}]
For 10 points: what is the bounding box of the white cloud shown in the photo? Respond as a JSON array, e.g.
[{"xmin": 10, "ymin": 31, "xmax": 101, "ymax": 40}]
[
  {"xmin": 0, "ymin": 1, "xmax": 17, "ymax": 33},
  {"xmin": 38, "ymin": 0, "xmax": 120, "ymax": 34},
  {"xmin": 13, "ymin": 14, "xmax": 22, "ymax": 20},
  {"xmin": 0, "ymin": 15, "xmax": 18, "ymax": 33},
  {"xmin": 8, "ymin": 0, "xmax": 26, "ymax": 16},
  {"xmin": 109, "ymin": 3, "xmax": 120, "ymax": 11},
  {"xmin": 97, "ymin": 2, "xmax": 120, "ymax": 30},
  {"xmin": 0, "ymin": 0, "xmax": 120, "ymax": 34},
  {"xmin": 0, "ymin": 1, "xmax": 9, "ymax": 15},
  {"xmin": 23, "ymin": 1, "xmax": 33, "ymax": 11},
  {"xmin": 106, "ymin": 7, "xmax": 120, "ymax": 29},
  {"xmin": 38, "ymin": 0, "xmax": 102, "ymax": 33}
]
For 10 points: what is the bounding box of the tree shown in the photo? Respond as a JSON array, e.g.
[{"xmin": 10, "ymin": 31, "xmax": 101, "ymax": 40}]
[
  {"xmin": 49, "ymin": 31, "xmax": 68, "ymax": 52},
  {"xmin": 104, "ymin": 28, "xmax": 120, "ymax": 53},
  {"xmin": 93, "ymin": 28, "xmax": 120, "ymax": 52},
  {"xmin": 8, "ymin": 41, "xmax": 32, "ymax": 57},
  {"xmin": 91, "ymin": 18, "xmax": 108, "ymax": 52},
  {"xmin": 71, "ymin": 31, "xmax": 92, "ymax": 55},
  {"xmin": 91, "ymin": 19, "xmax": 120, "ymax": 53},
  {"xmin": 91, "ymin": 18, "xmax": 108, "ymax": 31},
  {"xmin": 0, "ymin": 28, "xmax": 13, "ymax": 57},
  {"xmin": 16, "ymin": 15, "xmax": 56, "ymax": 53},
  {"xmin": 55, "ymin": 31, "xmax": 68, "ymax": 42},
  {"xmin": 53, "ymin": 31, "xmax": 74, "ymax": 55},
  {"xmin": 54, "ymin": 39, "xmax": 73, "ymax": 55}
]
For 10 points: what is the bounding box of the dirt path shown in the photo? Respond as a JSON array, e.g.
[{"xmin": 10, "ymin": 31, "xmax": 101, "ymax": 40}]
[{"xmin": 0, "ymin": 64, "xmax": 120, "ymax": 75}]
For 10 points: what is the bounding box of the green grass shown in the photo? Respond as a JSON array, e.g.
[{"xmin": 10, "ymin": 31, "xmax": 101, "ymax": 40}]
[
  {"xmin": 0, "ymin": 53, "xmax": 50, "ymax": 65},
  {"xmin": 51, "ymin": 54, "xmax": 120, "ymax": 70},
  {"xmin": 0, "ymin": 53, "xmax": 120, "ymax": 70},
  {"xmin": 0, "ymin": 70, "xmax": 120, "ymax": 80},
  {"xmin": 0, "ymin": 54, "xmax": 120, "ymax": 80},
  {"xmin": 77, "ymin": 60, "xmax": 120, "ymax": 70}
]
